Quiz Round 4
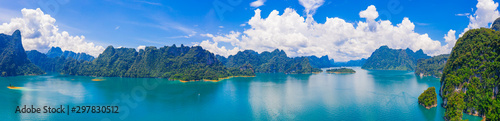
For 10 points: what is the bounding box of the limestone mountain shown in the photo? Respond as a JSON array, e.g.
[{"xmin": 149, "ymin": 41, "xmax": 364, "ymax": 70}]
[
  {"xmin": 440, "ymin": 28, "xmax": 500, "ymax": 120},
  {"xmin": 0, "ymin": 30, "xmax": 44, "ymax": 76},
  {"xmin": 306, "ymin": 55, "xmax": 334, "ymax": 68},
  {"xmin": 221, "ymin": 49, "xmax": 322, "ymax": 74},
  {"xmin": 60, "ymin": 45, "xmax": 254, "ymax": 81},
  {"xmin": 362, "ymin": 45, "xmax": 430, "ymax": 70},
  {"xmin": 415, "ymin": 54, "xmax": 449, "ymax": 78},
  {"xmin": 46, "ymin": 47, "xmax": 95, "ymax": 61}
]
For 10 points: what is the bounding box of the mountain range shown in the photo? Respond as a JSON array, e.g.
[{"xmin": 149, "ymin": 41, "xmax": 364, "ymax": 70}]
[
  {"xmin": 218, "ymin": 49, "xmax": 322, "ymax": 74},
  {"xmin": 60, "ymin": 45, "xmax": 255, "ymax": 81},
  {"xmin": 45, "ymin": 47, "xmax": 95, "ymax": 61},
  {"xmin": 362, "ymin": 45, "xmax": 431, "ymax": 70}
]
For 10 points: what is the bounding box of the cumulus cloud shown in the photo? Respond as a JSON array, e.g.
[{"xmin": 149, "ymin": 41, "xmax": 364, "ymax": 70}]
[
  {"xmin": 194, "ymin": 40, "xmax": 241, "ymax": 57},
  {"xmin": 359, "ymin": 5, "xmax": 379, "ymax": 31},
  {"xmin": 137, "ymin": 45, "xmax": 146, "ymax": 51},
  {"xmin": 461, "ymin": 0, "xmax": 500, "ymax": 36},
  {"xmin": 250, "ymin": 0, "xmax": 266, "ymax": 7},
  {"xmin": 299, "ymin": 0, "xmax": 324, "ymax": 16},
  {"xmin": 359, "ymin": 5, "xmax": 379, "ymax": 21},
  {"xmin": 0, "ymin": 8, "xmax": 104, "ymax": 57},
  {"xmin": 200, "ymin": 6, "xmax": 457, "ymax": 61}
]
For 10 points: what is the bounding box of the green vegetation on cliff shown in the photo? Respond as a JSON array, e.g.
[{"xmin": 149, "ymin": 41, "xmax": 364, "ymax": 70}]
[
  {"xmin": 306, "ymin": 55, "xmax": 333, "ymax": 68},
  {"xmin": 221, "ymin": 49, "xmax": 322, "ymax": 74},
  {"xmin": 60, "ymin": 45, "xmax": 255, "ymax": 81},
  {"xmin": 415, "ymin": 54, "xmax": 450, "ymax": 78},
  {"xmin": 0, "ymin": 30, "xmax": 44, "ymax": 76},
  {"xmin": 440, "ymin": 28, "xmax": 500, "ymax": 120},
  {"xmin": 418, "ymin": 87, "xmax": 437, "ymax": 109},
  {"xmin": 26, "ymin": 50, "xmax": 67, "ymax": 72},
  {"xmin": 326, "ymin": 68, "xmax": 355, "ymax": 73},
  {"xmin": 362, "ymin": 46, "xmax": 430, "ymax": 70}
]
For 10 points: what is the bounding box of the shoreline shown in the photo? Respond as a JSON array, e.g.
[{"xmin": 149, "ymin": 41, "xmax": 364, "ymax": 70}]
[
  {"xmin": 178, "ymin": 75, "xmax": 256, "ymax": 83},
  {"xmin": 327, "ymin": 72, "xmax": 355, "ymax": 74},
  {"xmin": 419, "ymin": 103, "xmax": 437, "ymax": 109}
]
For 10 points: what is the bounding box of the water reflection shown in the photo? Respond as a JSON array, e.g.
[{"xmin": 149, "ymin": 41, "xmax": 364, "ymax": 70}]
[{"xmin": 0, "ymin": 70, "xmax": 482, "ymax": 121}]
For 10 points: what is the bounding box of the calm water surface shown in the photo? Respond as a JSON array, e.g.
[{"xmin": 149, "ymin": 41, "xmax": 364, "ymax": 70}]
[{"xmin": 0, "ymin": 67, "xmax": 482, "ymax": 121}]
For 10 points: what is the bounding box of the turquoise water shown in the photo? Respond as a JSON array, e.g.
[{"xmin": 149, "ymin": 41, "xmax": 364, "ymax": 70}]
[{"xmin": 1, "ymin": 67, "xmax": 482, "ymax": 121}]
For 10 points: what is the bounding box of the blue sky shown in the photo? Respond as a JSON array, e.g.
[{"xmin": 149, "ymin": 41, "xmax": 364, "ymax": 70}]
[{"xmin": 0, "ymin": 0, "xmax": 497, "ymax": 61}]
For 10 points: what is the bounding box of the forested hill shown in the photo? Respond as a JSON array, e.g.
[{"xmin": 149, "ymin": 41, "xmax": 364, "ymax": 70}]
[
  {"xmin": 26, "ymin": 50, "xmax": 67, "ymax": 72},
  {"xmin": 414, "ymin": 54, "xmax": 449, "ymax": 78},
  {"xmin": 306, "ymin": 55, "xmax": 334, "ymax": 68},
  {"xmin": 60, "ymin": 45, "xmax": 255, "ymax": 81},
  {"xmin": 440, "ymin": 28, "xmax": 500, "ymax": 120},
  {"xmin": 0, "ymin": 30, "xmax": 44, "ymax": 76},
  {"xmin": 26, "ymin": 47, "xmax": 95, "ymax": 72},
  {"xmin": 361, "ymin": 45, "xmax": 430, "ymax": 70},
  {"xmin": 218, "ymin": 49, "xmax": 322, "ymax": 74},
  {"xmin": 46, "ymin": 47, "xmax": 95, "ymax": 61}
]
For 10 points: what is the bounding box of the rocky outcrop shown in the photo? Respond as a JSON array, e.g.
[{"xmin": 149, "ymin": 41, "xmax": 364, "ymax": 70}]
[{"xmin": 0, "ymin": 30, "xmax": 44, "ymax": 76}]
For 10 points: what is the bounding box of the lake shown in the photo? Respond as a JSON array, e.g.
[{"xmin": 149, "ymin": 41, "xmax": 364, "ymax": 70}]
[{"xmin": 0, "ymin": 67, "xmax": 482, "ymax": 121}]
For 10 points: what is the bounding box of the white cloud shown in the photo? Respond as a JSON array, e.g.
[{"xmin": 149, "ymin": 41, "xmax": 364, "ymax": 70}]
[
  {"xmin": 200, "ymin": 7, "xmax": 456, "ymax": 61},
  {"xmin": 219, "ymin": 26, "xmax": 224, "ymax": 28},
  {"xmin": 436, "ymin": 29, "xmax": 457, "ymax": 54},
  {"xmin": 194, "ymin": 40, "xmax": 241, "ymax": 57},
  {"xmin": 299, "ymin": 0, "xmax": 324, "ymax": 16},
  {"xmin": 0, "ymin": 8, "xmax": 104, "ymax": 57},
  {"xmin": 115, "ymin": 26, "xmax": 120, "ymax": 30},
  {"xmin": 455, "ymin": 13, "xmax": 470, "ymax": 16},
  {"xmin": 359, "ymin": 5, "xmax": 379, "ymax": 21},
  {"xmin": 240, "ymin": 23, "xmax": 247, "ymax": 27},
  {"xmin": 137, "ymin": 45, "xmax": 146, "ymax": 51},
  {"xmin": 250, "ymin": 0, "xmax": 266, "ymax": 7},
  {"xmin": 461, "ymin": 0, "xmax": 500, "ymax": 36},
  {"xmin": 359, "ymin": 5, "xmax": 379, "ymax": 31}
]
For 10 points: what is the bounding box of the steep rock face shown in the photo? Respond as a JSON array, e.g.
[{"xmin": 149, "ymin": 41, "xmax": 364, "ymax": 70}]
[
  {"xmin": 362, "ymin": 45, "xmax": 430, "ymax": 70},
  {"xmin": 0, "ymin": 30, "xmax": 44, "ymax": 76},
  {"xmin": 440, "ymin": 28, "xmax": 500, "ymax": 120},
  {"xmin": 60, "ymin": 45, "xmax": 254, "ymax": 80},
  {"xmin": 46, "ymin": 47, "xmax": 95, "ymax": 61}
]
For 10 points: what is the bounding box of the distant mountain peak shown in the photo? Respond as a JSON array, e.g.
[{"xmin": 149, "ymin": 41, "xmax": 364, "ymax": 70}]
[
  {"xmin": 0, "ymin": 30, "xmax": 44, "ymax": 76},
  {"xmin": 492, "ymin": 17, "xmax": 500, "ymax": 31},
  {"xmin": 46, "ymin": 46, "xmax": 95, "ymax": 61},
  {"xmin": 362, "ymin": 45, "xmax": 430, "ymax": 71}
]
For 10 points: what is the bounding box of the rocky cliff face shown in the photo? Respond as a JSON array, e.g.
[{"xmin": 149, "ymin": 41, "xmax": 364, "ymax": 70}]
[{"xmin": 0, "ymin": 30, "xmax": 44, "ymax": 76}]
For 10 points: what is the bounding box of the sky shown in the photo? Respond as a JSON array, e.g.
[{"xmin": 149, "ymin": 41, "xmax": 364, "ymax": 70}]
[{"xmin": 0, "ymin": 0, "xmax": 498, "ymax": 61}]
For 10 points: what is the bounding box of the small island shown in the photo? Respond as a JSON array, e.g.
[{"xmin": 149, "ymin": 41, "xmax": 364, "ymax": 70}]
[
  {"xmin": 418, "ymin": 87, "xmax": 437, "ymax": 109},
  {"xmin": 326, "ymin": 68, "xmax": 356, "ymax": 74}
]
